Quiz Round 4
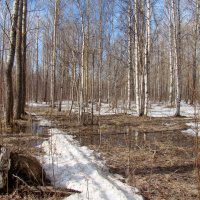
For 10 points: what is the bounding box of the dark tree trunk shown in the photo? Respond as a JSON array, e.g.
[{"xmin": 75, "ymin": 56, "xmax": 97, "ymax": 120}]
[
  {"xmin": 5, "ymin": 0, "xmax": 20, "ymax": 125},
  {"xmin": 58, "ymin": 66, "xmax": 65, "ymax": 112},
  {"xmin": 15, "ymin": 0, "xmax": 23, "ymax": 119}
]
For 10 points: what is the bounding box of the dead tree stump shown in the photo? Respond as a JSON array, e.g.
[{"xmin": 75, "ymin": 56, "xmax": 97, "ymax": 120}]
[
  {"xmin": 0, "ymin": 146, "xmax": 80, "ymax": 198},
  {"xmin": 0, "ymin": 146, "xmax": 50, "ymax": 192}
]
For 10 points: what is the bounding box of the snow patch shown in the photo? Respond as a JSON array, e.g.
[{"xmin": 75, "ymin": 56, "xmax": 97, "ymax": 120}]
[
  {"xmin": 28, "ymin": 100, "xmax": 199, "ymax": 118},
  {"xmin": 28, "ymin": 101, "xmax": 49, "ymax": 107},
  {"xmin": 37, "ymin": 118, "xmax": 51, "ymax": 126},
  {"xmin": 182, "ymin": 122, "xmax": 200, "ymax": 136},
  {"xmin": 41, "ymin": 128, "xmax": 143, "ymax": 200}
]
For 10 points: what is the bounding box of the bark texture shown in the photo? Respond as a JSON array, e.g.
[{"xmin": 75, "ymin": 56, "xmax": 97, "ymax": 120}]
[
  {"xmin": 15, "ymin": 0, "xmax": 23, "ymax": 119},
  {"xmin": 21, "ymin": 0, "xmax": 27, "ymax": 115},
  {"xmin": 5, "ymin": 0, "xmax": 20, "ymax": 125}
]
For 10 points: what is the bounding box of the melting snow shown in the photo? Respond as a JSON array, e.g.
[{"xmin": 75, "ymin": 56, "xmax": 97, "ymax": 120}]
[
  {"xmin": 28, "ymin": 100, "xmax": 198, "ymax": 118},
  {"xmin": 29, "ymin": 101, "xmax": 200, "ymax": 199},
  {"xmin": 41, "ymin": 128, "xmax": 143, "ymax": 200},
  {"xmin": 37, "ymin": 117, "xmax": 51, "ymax": 126},
  {"xmin": 182, "ymin": 122, "xmax": 200, "ymax": 136}
]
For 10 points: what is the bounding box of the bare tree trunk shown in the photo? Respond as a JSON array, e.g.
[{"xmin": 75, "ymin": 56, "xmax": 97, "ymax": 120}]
[
  {"xmin": 169, "ymin": 0, "xmax": 174, "ymax": 106},
  {"xmin": 107, "ymin": 54, "xmax": 111, "ymax": 107},
  {"xmin": 58, "ymin": 65, "xmax": 65, "ymax": 112},
  {"xmin": 43, "ymin": 45, "xmax": 48, "ymax": 103},
  {"xmin": 5, "ymin": 0, "xmax": 19, "ymax": 125},
  {"xmin": 85, "ymin": 0, "xmax": 90, "ymax": 107},
  {"xmin": 21, "ymin": 0, "xmax": 27, "ymax": 115},
  {"xmin": 50, "ymin": 0, "xmax": 59, "ymax": 108},
  {"xmin": 191, "ymin": 0, "xmax": 199, "ymax": 104},
  {"xmin": 70, "ymin": 51, "xmax": 76, "ymax": 102},
  {"xmin": 172, "ymin": 0, "xmax": 181, "ymax": 116},
  {"xmin": 98, "ymin": 0, "xmax": 103, "ymax": 114},
  {"xmin": 35, "ymin": 18, "xmax": 39, "ymax": 103},
  {"xmin": 91, "ymin": 49, "xmax": 95, "ymax": 125},
  {"xmin": 144, "ymin": 0, "xmax": 151, "ymax": 115},
  {"xmin": 127, "ymin": 0, "xmax": 133, "ymax": 110},
  {"xmin": 0, "ymin": 11, "xmax": 7, "ymax": 110},
  {"xmin": 134, "ymin": 0, "xmax": 141, "ymax": 116},
  {"xmin": 43, "ymin": 30, "xmax": 50, "ymax": 103},
  {"xmin": 15, "ymin": 0, "xmax": 23, "ymax": 119},
  {"xmin": 80, "ymin": 12, "xmax": 85, "ymax": 120}
]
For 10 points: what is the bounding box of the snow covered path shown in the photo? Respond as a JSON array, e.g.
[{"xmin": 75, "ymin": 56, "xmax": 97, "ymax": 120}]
[{"xmin": 40, "ymin": 127, "xmax": 143, "ymax": 200}]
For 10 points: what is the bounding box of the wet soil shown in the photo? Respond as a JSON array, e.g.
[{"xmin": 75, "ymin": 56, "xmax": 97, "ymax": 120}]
[
  {"xmin": 0, "ymin": 116, "xmax": 49, "ymax": 155},
  {"xmin": 32, "ymin": 107, "xmax": 199, "ymax": 200}
]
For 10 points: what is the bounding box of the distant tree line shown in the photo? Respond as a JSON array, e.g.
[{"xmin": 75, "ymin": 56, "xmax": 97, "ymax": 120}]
[{"xmin": 0, "ymin": 0, "xmax": 199, "ymax": 125}]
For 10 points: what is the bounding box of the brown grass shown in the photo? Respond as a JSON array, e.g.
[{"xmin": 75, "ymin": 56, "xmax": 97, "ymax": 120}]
[{"xmin": 37, "ymin": 109, "xmax": 199, "ymax": 200}]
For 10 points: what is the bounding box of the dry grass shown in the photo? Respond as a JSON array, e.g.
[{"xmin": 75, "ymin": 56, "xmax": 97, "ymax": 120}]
[
  {"xmin": 38, "ymin": 109, "xmax": 199, "ymax": 200},
  {"xmin": 1, "ymin": 107, "xmax": 198, "ymax": 199}
]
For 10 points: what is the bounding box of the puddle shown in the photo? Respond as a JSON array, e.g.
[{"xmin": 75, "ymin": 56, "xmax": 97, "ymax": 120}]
[
  {"xmin": 18, "ymin": 121, "xmax": 50, "ymax": 146},
  {"xmin": 75, "ymin": 125, "xmax": 194, "ymax": 151},
  {"xmin": 19, "ymin": 122, "xmax": 49, "ymax": 135}
]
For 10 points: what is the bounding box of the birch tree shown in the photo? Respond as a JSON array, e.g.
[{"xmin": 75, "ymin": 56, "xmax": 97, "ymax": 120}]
[
  {"xmin": 50, "ymin": 0, "xmax": 60, "ymax": 108},
  {"xmin": 168, "ymin": 0, "xmax": 174, "ymax": 105},
  {"xmin": 85, "ymin": 0, "xmax": 90, "ymax": 108},
  {"xmin": 127, "ymin": 0, "xmax": 133, "ymax": 110},
  {"xmin": 134, "ymin": 0, "xmax": 141, "ymax": 116},
  {"xmin": 21, "ymin": 0, "xmax": 27, "ymax": 115},
  {"xmin": 144, "ymin": 0, "xmax": 151, "ymax": 115},
  {"xmin": 78, "ymin": 0, "xmax": 86, "ymax": 120},
  {"xmin": 35, "ymin": 18, "xmax": 39, "ymax": 103},
  {"xmin": 98, "ymin": 0, "xmax": 103, "ymax": 112},
  {"xmin": 172, "ymin": 0, "xmax": 181, "ymax": 116}
]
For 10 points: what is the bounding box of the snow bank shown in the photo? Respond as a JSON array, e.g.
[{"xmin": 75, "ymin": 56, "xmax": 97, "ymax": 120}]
[
  {"xmin": 41, "ymin": 128, "xmax": 143, "ymax": 200},
  {"xmin": 148, "ymin": 102, "xmax": 196, "ymax": 117}
]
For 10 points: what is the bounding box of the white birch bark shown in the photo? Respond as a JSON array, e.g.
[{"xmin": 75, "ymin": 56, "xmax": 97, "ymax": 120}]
[
  {"xmin": 80, "ymin": 14, "xmax": 85, "ymax": 119},
  {"xmin": 35, "ymin": 18, "xmax": 39, "ymax": 103},
  {"xmin": 172, "ymin": 0, "xmax": 181, "ymax": 116},
  {"xmin": 127, "ymin": 0, "xmax": 132, "ymax": 110},
  {"xmin": 50, "ymin": 0, "xmax": 59, "ymax": 108},
  {"xmin": 98, "ymin": 0, "xmax": 103, "ymax": 114},
  {"xmin": 144, "ymin": 0, "xmax": 151, "ymax": 115},
  {"xmin": 169, "ymin": 0, "xmax": 174, "ymax": 106},
  {"xmin": 134, "ymin": 0, "xmax": 140, "ymax": 116},
  {"xmin": 21, "ymin": 0, "xmax": 27, "ymax": 114},
  {"xmin": 85, "ymin": 0, "xmax": 90, "ymax": 107}
]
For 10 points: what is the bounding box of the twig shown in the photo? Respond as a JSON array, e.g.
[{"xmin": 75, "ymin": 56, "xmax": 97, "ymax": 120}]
[
  {"xmin": 12, "ymin": 174, "xmax": 30, "ymax": 188},
  {"xmin": 5, "ymin": 1, "xmax": 12, "ymax": 24}
]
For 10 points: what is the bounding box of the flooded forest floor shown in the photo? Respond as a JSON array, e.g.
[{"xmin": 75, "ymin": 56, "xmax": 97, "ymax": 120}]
[
  {"xmin": 0, "ymin": 106, "xmax": 199, "ymax": 200},
  {"xmin": 33, "ymin": 107, "xmax": 199, "ymax": 200}
]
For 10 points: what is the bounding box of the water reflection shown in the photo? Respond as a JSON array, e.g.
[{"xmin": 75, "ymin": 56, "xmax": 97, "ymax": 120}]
[
  {"xmin": 20, "ymin": 122, "xmax": 48, "ymax": 135},
  {"xmin": 74, "ymin": 124, "xmax": 193, "ymax": 150}
]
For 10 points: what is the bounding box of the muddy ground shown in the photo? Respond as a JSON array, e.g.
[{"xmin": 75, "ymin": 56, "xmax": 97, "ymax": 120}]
[{"xmin": 1, "ymin": 107, "xmax": 199, "ymax": 200}]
